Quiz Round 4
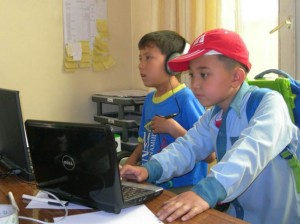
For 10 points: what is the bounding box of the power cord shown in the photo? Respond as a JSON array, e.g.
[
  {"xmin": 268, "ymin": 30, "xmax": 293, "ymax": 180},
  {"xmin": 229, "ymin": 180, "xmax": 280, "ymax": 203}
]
[
  {"xmin": 18, "ymin": 190, "xmax": 68, "ymax": 224},
  {"xmin": 0, "ymin": 168, "xmax": 22, "ymax": 179},
  {"xmin": 3, "ymin": 172, "xmax": 68, "ymax": 223},
  {"xmin": 13, "ymin": 174, "xmax": 37, "ymax": 185},
  {"xmin": 0, "ymin": 168, "xmax": 36, "ymax": 185},
  {"xmin": 155, "ymin": 78, "xmax": 181, "ymax": 118}
]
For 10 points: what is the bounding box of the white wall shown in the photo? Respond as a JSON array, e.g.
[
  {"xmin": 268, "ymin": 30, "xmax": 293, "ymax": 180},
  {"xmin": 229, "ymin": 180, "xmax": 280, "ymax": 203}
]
[{"xmin": 0, "ymin": 0, "xmax": 136, "ymax": 123}]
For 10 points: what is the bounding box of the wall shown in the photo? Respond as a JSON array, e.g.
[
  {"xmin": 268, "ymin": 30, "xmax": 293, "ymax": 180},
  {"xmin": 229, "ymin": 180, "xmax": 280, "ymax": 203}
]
[
  {"xmin": 0, "ymin": 0, "xmax": 136, "ymax": 123},
  {"xmin": 296, "ymin": 0, "xmax": 300, "ymax": 79},
  {"xmin": 0, "ymin": 1, "xmax": 297, "ymax": 125},
  {"xmin": 130, "ymin": 1, "xmax": 153, "ymax": 89}
]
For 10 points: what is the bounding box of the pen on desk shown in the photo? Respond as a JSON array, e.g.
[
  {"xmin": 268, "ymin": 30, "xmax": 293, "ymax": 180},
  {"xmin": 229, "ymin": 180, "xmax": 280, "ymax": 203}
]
[
  {"xmin": 47, "ymin": 201, "xmax": 67, "ymax": 206},
  {"xmin": 8, "ymin": 191, "xmax": 20, "ymax": 212},
  {"xmin": 22, "ymin": 194, "xmax": 69, "ymax": 206}
]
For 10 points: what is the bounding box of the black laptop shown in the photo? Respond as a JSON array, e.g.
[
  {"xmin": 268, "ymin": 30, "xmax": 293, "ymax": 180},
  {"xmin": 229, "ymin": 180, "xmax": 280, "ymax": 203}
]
[{"xmin": 25, "ymin": 120, "xmax": 163, "ymax": 214}]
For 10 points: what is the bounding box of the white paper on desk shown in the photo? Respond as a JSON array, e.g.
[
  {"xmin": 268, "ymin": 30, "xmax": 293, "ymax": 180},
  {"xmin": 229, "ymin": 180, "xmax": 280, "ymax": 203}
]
[
  {"xmin": 25, "ymin": 191, "xmax": 92, "ymax": 210},
  {"xmin": 53, "ymin": 204, "xmax": 163, "ymax": 224}
]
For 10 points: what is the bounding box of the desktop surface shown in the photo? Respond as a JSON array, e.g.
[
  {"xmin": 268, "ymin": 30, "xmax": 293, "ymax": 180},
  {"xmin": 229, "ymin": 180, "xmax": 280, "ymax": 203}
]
[{"xmin": 0, "ymin": 169, "xmax": 248, "ymax": 224}]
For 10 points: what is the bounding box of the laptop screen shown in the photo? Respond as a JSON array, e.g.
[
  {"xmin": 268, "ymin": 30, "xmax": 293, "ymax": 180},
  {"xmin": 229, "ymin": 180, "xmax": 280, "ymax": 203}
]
[{"xmin": 25, "ymin": 120, "xmax": 123, "ymax": 213}]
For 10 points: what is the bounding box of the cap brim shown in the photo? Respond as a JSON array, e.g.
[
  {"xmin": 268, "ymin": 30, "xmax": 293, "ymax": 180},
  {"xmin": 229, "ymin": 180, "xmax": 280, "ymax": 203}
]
[{"xmin": 168, "ymin": 49, "xmax": 210, "ymax": 72}]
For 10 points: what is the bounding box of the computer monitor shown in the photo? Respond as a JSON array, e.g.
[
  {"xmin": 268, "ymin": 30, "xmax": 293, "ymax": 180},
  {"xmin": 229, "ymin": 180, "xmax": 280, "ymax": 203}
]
[{"xmin": 0, "ymin": 88, "xmax": 34, "ymax": 180}]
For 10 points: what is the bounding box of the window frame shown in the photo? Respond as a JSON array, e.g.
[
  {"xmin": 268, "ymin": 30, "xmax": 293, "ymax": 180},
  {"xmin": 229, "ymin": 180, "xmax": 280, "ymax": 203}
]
[{"xmin": 279, "ymin": 0, "xmax": 298, "ymax": 79}]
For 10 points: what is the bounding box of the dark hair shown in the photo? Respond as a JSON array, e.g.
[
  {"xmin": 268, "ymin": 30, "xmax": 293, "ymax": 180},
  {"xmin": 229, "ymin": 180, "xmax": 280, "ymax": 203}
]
[
  {"xmin": 217, "ymin": 55, "xmax": 249, "ymax": 74},
  {"xmin": 138, "ymin": 30, "xmax": 186, "ymax": 56}
]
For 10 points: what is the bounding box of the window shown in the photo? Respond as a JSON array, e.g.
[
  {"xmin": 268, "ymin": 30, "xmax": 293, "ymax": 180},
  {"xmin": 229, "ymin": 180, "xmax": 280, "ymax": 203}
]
[
  {"xmin": 219, "ymin": 0, "xmax": 278, "ymax": 78},
  {"xmin": 279, "ymin": 0, "xmax": 298, "ymax": 79}
]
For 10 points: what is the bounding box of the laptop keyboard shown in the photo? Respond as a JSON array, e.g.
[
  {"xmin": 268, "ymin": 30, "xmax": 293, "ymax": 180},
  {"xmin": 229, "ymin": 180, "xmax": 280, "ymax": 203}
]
[{"xmin": 121, "ymin": 184, "xmax": 152, "ymax": 201}]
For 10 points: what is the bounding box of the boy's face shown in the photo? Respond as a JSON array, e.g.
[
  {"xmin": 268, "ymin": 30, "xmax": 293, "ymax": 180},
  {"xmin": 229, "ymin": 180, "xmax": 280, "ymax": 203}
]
[
  {"xmin": 189, "ymin": 55, "xmax": 242, "ymax": 110},
  {"xmin": 138, "ymin": 45, "xmax": 169, "ymax": 88}
]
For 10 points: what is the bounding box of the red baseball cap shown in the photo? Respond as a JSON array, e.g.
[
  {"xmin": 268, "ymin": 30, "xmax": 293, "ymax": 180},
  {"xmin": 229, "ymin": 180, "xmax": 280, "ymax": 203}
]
[{"xmin": 168, "ymin": 28, "xmax": 251, "ymax": 72}]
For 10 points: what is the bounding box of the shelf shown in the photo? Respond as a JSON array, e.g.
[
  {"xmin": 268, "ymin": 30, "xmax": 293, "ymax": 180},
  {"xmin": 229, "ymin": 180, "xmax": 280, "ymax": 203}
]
[
  {"xmin": 92, "ymin": 90, "xmax": 147, "ymax": 119},
  {"xmin": 92, "ymin": 90, "xmax": 146, "ymax": 152},
  {"xmin": 94, "ymin": 112, "xmax": 141, "ymax": 128}
]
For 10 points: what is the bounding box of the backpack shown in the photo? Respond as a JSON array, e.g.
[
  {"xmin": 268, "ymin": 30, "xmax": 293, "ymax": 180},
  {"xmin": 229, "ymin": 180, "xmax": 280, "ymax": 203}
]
[
  {"xmin": 215, "ymin": 71, "xmax": 300, "ymax": 216},
  {"xmin": 247, "ymin": 69, "xmax": 300, "ymax": 129},
  {"xmin": 246, "ymin": 78, "xmax": 300, "ymax": 194}
]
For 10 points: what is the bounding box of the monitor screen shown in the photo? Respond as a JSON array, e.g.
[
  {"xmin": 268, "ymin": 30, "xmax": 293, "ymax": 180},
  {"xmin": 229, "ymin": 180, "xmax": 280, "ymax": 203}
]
[{"xmin": 0, "ymin": 88, "xmax": 34, "ymax": 180}]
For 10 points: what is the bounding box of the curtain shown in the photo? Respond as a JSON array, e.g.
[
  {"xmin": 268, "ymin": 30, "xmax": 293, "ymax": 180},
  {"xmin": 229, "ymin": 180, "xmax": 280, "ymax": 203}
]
[
  {"xmin": 149, "ymin": 0, "xmax": 278, "ymax": 77},
  {"xmin": 149, "ymin": 0, "xmax": 221, "ymax": 86},
  {"xmin": 150, "ymin": 0, "xmax": 221, "ymax": 42}
]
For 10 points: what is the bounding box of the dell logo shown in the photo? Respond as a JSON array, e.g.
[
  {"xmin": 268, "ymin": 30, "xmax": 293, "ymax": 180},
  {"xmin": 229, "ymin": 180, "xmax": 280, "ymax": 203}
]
[
  {"xmin": 63, "ymin": 160, "xmax": 73, "ymax": 166},
  {"xmin": 62, "ymin": 155, "xmax": 75, "ymax": 171}
]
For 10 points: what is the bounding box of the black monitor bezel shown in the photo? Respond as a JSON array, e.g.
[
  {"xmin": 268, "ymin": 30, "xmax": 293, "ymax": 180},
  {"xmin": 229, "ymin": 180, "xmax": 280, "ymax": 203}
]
[{"xmin": 0, "ymin": 88, "xmax": 34, "ymax": 180}]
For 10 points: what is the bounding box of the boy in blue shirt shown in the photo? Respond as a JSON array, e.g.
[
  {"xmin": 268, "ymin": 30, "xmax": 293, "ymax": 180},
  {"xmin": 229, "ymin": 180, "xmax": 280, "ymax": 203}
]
[
  {"xmin": 121, "ymin": 29, "xmax": 300, "ymax": 224},
  {"xmin": 125, "ymin": 30, "xmax": 214, "ymax": 191}
]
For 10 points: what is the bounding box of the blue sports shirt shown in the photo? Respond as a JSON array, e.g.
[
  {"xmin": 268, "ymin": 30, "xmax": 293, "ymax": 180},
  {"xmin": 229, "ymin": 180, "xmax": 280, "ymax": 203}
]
[{"xmin": 139, "ymin": 83, "xmax": 207, "ymax": 188}]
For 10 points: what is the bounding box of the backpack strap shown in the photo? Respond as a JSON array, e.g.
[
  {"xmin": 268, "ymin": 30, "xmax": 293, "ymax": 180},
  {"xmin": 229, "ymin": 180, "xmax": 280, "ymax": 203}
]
[
  {"xmin": 246, "ymin": 88, "xmax": 270, "ymax": 121},
  {"xmin": 247, "ymin": 88, "xmax": 300, "ymax": 193},
  {"xmin": 280, "ymin": 147, "xmax": 300, "ymax": 193}
]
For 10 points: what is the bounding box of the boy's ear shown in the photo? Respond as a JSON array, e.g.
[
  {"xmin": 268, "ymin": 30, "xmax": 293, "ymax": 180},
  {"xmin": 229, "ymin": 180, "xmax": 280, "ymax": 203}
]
[{"xmin": 232, "ymin": 67, "xmax": 246, "ymax": 87}]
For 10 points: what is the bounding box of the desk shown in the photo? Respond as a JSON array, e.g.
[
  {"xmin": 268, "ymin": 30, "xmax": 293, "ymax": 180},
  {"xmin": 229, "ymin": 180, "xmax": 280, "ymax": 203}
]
[{"xmin": 0, "ymin": 175, "xmax": 248, "ymax": 224}]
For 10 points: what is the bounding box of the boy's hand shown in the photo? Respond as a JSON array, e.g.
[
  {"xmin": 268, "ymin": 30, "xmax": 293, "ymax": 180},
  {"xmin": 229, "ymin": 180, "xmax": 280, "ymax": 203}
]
[
  {"xmin": 151, "ymin": 116, "xmax": 173, "ymax": 133},
  {"xmin": 152, "ymin": 116, "xmax": 186, "ymax": 137},
  {"xmin": 119, "ymin": 164, "xmax": 149, "ymax": 182},
  {"xmin": 157, "ymin": 191, "xmax": 210, "ymax": 222}
]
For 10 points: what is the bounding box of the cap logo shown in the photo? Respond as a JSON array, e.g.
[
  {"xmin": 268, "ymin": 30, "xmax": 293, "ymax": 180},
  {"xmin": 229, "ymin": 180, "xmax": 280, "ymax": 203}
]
[{"xmin": 193, "ymin": 34, "xmax": 205, "ymax": 46}]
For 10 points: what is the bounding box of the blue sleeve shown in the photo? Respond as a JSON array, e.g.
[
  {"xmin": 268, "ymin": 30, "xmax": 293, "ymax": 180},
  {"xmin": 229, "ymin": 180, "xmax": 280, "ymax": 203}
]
[
  {"xmin": 143, "ymin": 158, "xmax": 227, "ymax": 208},
  {"xmin": 141, "ymin": 159, "xmax": 163, "ymax": 183},
  {"xmin": 192, "ymin": 177, "xmax": 227, "ymax": 208}
]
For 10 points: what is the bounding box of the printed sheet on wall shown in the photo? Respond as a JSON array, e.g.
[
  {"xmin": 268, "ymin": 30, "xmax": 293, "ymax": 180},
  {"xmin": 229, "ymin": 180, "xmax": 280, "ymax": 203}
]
[{"xmin": 63, "ymin": 0, "xmax": 115, "ymax": 72}]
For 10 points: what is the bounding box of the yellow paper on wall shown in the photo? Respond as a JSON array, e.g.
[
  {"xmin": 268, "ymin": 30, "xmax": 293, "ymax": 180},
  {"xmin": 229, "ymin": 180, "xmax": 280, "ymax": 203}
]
[
  {"xmin": 80, "ymin": 41, "xmax": 90, "ymax": 53},
  {"xmin": 63, "ymin": 18, "xmax": 115, "ymax": 72},
  {"xmin": 103, "ymin": 55, "xmax": 116, "ymax": 69},
  {"xmin": 93, "ymin": 54, "xmax": 105, "ymax": 62},
  {"xmin": 79, "ymin": 62, "xmax": 90, "ymax": 68},
  {"xmin": 96, "ymin": 19, "xmax": 108, "ymax": 33},
  {"xmin": 94, "ymin": 41, "xmax": 109, "ymax": 53},
  {"xmin": 64, "ymin": 55, "xmax": 74, "ymax": 62},
  {"xmin": 65, "ymin": 43, "xmax": 73, "ymax": 57},
  {"xmin": 81, "ymin": 53, "xmax": 91, "ymax": 62},
  {"xmin": 64, "ymin": 59, "xmax": 77, "ymax": 72},
  {"xmin": 93, "ymin": 61, "xmax": 106, "ymax": 71},
  {"xmin": 64, "ymin": 60, "xmax": 78, "ymax": 69}
]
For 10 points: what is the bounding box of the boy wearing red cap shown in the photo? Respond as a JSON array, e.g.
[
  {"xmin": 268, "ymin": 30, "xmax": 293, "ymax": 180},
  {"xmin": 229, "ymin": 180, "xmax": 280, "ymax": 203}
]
[{"xmin": 120, "ymin": 29, "xmax": 300, "ymax": 224}]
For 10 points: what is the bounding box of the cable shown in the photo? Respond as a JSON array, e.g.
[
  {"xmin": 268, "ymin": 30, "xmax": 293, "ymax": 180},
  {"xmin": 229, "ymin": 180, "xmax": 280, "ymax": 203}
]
[
  {"xmin": 13, "ymin": 174, "xmax": 37, "ymax": 185},
  {"xmin": 0, "ymin": 168, "xmax": 22, "ymax": 179},
  {"xmin": 18, "ymin": 191, "xmax": 68, "ymax": 224},
  {"xmin": 10, "ymin": 168, "xmax": 22, "ymax": 175},
  {"xmin": 155, "ymin": 78, "xmax": 182, "ymax": 150},
  {"xmin": 0, "ymin": 168, "xmax": 36, "ymax": 185},
  {"xmin": 155, "ymin": 78, "xmax": 181, "ymax": 118},
  {"xmin": 169, "ymin": 78, "xmax": 181, "ymax": 116}
]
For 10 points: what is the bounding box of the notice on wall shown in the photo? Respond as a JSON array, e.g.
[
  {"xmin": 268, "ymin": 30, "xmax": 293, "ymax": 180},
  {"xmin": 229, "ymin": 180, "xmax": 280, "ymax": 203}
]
[{"xmin": 63, "ymin": 0, "xmax": 115, "ymax": 72}]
